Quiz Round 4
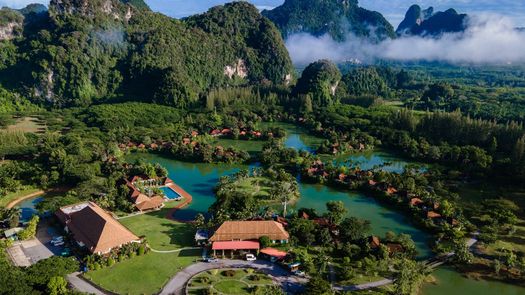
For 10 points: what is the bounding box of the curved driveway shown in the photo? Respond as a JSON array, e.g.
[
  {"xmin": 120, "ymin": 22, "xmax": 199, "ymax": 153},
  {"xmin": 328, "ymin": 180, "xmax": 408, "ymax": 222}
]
[{"xmin": 159, "ymin": 259, "xmax": 307, "ymax": 295}]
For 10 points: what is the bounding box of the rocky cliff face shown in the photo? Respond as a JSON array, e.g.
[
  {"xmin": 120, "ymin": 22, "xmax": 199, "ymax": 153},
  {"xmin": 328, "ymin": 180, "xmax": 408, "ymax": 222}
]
[
  {"xmin": 0, "ymin": 8, "xmax": 24, "ymax": 40},
  {"xmin": 49, "ymin": 0, "xmax": 133, "ymax": 21},
  {"xmin": 397, "ymin": 5, "xmax": 467, "ymax": 37}
]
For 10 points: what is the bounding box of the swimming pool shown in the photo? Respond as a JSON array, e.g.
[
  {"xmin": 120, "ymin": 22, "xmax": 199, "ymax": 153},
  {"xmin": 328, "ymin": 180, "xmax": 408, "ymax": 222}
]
[{"xmin": 160, "ymin": 186, "xmax": 182, "ymax": 200}]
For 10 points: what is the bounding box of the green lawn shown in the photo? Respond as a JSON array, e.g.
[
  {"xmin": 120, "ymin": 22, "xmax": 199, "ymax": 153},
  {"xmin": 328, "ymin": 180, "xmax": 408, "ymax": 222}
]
[
  {"xmin": 119, "ymin": 202, "xmax": 195, "ymax": 251},
  {"xmin": 0, "ymin": 186, "xmax": 41, "ymax": 208},
  {"xmin": 188, "ymin": 269, "xmax": 275, "ymax": 294},
  {"xmin": 84, "ymin": 249, "xmax": 200, "ymax": 295},
  {"xmin": 234, "ymin": 177, "xmax": 272, "ymax": 198},
  {"xmin": 481, "ymin": 224, "xmax": 525, "ymax": 255}
]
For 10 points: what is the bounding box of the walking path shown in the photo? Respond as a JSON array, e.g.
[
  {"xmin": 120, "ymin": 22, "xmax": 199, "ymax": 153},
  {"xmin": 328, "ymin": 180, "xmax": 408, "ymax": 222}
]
[
  {"xmin": 5, "ymin": 190, "xmax": 45, "ymax": 209},
  {"xmin": 159, "ymin": 259, "xmax": 307, "ymax": 295},
  {"xmin": 67, "ymin": 272, "xmax": 107, "ymax": 295},
  {"xmin": 165, "ymin": 183, "xmax": 193, "ymax": 222}
]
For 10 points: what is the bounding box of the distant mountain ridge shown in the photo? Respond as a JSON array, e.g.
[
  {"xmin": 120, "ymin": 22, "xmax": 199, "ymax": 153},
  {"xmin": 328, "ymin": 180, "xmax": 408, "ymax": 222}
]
[
  {"xmin": 262, "ymin": 0, "xmax": 395, "ymax": 42},
  {"xmin": 397, "ymin": 5, "xmax": 468, "ymax": 36}
]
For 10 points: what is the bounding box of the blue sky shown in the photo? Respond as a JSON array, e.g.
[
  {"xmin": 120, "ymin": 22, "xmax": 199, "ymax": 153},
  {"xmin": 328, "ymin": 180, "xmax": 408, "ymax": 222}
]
[{"xmin": 1, "ymin": 0, "xmax": 524, "ymax": 27}]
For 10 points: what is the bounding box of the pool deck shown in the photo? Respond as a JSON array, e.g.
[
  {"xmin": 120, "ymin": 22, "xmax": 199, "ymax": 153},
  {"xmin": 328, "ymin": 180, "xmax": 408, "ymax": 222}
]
[{"xmin": 165, "ymin": 183, "xmax": 193, "ymax": 222}]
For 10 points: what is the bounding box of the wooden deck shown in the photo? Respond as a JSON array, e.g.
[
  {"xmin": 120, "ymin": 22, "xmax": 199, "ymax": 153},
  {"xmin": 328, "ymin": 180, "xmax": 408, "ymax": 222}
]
[{"xmin": 165, "ymin": 183, "xmax": 193, "ymax": 222}]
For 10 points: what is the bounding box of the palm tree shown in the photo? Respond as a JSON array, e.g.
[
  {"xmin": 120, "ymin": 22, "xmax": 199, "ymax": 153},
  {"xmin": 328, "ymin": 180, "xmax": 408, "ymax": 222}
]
[
  {"xmin": 5, "ymin": 208, "xmax": 21, "ymax": 228},
  {"xmin": 273, "ymin": 182, "xmax": 293, "ymax": 216}
]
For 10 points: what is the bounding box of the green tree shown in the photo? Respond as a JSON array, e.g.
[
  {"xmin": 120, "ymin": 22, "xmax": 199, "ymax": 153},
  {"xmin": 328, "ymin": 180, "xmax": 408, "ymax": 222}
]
[
  {"xmin": 259, "ymin": 236, "xmax": 271, "ymax": 248},
  {"xmin": 47, "ymin": 276, "xmax": 68, "ymax": 295},
  {"xmin": 305, "ymin": 276, "xmax": 333, "ymax": 295},
  {"xmin": 339, "ymin": 217, "xmax": 371, "ymax": 243},
  {"xmin": 18, "ymin": 215, "xmax": 39, "ymax": 240},
  {"xmin": 325, "ymin": 201, "xmax": 347, "ymax": 225}
]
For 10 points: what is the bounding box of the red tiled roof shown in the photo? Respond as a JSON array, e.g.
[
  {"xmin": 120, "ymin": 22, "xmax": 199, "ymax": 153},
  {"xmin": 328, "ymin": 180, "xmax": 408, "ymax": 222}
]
[
  {"xmin": 260, "ymin": 248, "xmax": 287, "ymax": 259},
  {"xmin": 427, "ymin": 211, "xmax": 442, "ymax": 219},
  {"xmin": 135, "ymin": 196, "xmax": 164, "ymax": 211},
  {"xmin": 369, "ymin": 236, "xmax": 381, "ymax": 249},
  {"xmin": 410, "ymin": 198, "xmax": 424, "ymax": 206},
  {"xmin": 210, "ymin": 221, "xmax": 289, "ymax": 242},
  {"xmin": 212, "ymin": 240, "xmax": 260, "ymax": 250},
  {"xmin": 56, "ymin": 202, "xmax": 139, "ymax": 254}
]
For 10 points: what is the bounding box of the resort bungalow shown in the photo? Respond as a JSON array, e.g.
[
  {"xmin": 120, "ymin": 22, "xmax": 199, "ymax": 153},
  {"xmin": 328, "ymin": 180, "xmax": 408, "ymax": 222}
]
[
  {"xmin": 260, "ymin": 247, "xmax": 288, "ymax": 262},
  {"xmin": 125, "ymin": 175, "xmax": 170, "ymax": 211},
  {"xmin": 209, "ymin": 220, "xmax": 289, "ymax": 257},
  {"xmin": 56, "ymin": 202, "xmax": 140, "ymax": 254}
]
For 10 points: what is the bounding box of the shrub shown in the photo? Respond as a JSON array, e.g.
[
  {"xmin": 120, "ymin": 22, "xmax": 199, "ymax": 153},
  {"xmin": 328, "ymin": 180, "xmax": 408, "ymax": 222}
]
[
  {"xmin": 18, "ymin": 215, "xmax": 39, "ymax": 240},
  {"xmin": 259, "ymin": 236, "xmax": 271, "ymax": 248},
  {"xmin": 221, "ymin": 269, "xmax": 236, "ymax": 277},
  {"xmin": 107, "ymin": 257, "xmax": 115, "ymax": 267},
  {"xmin": 137, "ymin": 245, "xmax": 145, "ymax": 256},
  {"xmin": 249, "ymin": 274, "xmax": 261, "ymax": 281}
]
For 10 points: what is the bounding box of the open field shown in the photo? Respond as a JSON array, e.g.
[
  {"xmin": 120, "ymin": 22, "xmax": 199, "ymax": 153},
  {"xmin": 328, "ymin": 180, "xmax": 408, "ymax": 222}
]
[
  {"xmin": 84, "ymin": 249, "xmax": 200, "ymax": 295},
  {"xmin": 4, "ymin": 117, "xmax": 46, "ymax": 134},
  {"xmin": 234, "ymin": 177, "xmax": 272, "ymax": 198},
  {"xmin": 481, "ymin": 224, "xmax": 525, "ymax": 255},
  {"xmin": 119, "ymin": 202, "xmax": 195, "ymax": 251}
]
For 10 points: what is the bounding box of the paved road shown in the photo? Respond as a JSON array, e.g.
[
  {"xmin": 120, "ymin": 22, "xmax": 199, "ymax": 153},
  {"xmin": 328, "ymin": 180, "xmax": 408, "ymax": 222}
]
[
  {"xmin": 159, "ymin": 259, "xmax": 307, "ymax": 295},
  {"xmin": 67, "ymin": 272, "xmax": 106, "ymax": 295}
]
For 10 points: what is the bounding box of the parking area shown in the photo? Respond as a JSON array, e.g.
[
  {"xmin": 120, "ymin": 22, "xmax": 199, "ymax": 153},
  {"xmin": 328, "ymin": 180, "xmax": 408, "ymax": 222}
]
[{"xmin": 7, "ymin": 220, "xmax": 66, "ymax": 266}]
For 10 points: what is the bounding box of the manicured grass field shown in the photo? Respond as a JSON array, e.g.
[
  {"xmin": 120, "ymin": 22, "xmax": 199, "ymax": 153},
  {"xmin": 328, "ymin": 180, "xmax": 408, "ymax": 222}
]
[
  {"xmin": 119, "ymin": 202, "xmax": 195, "ymax": 251},
  {"xmin": 84, "ymin": 249, "xmax": 200, "ymax": 295},
  {"xmin": 234, "ymin": 177, "xmax": 272, "ymax": 198}
]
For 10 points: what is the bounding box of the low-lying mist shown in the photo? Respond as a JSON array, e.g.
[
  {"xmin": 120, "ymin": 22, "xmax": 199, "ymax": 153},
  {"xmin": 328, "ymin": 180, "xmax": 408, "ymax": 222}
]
[{"xmin": 285, "ymin": 14, "xmax": 525, "ymax": 66}]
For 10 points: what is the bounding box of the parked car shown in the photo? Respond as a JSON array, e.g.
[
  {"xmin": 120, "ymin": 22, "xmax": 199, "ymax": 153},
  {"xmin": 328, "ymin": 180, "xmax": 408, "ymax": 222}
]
[
  {"xmin": 245, "ymin": 254, "xmax": 256, "ymax": 261},
  {"xmin": 51, "ymin": 236, "xmax": 64, "ymax": 243},
  {"xmin": 204, "ymin": 257, "xmax": 219, "ymax": 263},
  {"xmin": 51, "ymin": 240, "xmax": 65, "ymax": 246}
]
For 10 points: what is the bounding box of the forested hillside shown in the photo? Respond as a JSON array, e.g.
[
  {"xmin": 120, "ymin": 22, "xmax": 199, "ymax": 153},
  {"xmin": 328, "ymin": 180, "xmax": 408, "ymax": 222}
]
[
  {"xmin": 262, "ymin": 0, "xmax": 395, "ymax": 42},
  {"xmin": 397, "ymin": 5, "xmax": 468, "ymax": 36},
  {"xmin": 0, "ymin": 0, "xmax": 293, "ymax": 108}
]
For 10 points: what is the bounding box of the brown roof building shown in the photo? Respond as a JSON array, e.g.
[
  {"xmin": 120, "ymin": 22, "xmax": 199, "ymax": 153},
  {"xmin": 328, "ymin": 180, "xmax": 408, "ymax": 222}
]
[
  {"xmin": 209, "ymin": 221, "xmax": 289, "ymax": 243},
  {"xmin": 56, "ymin": 202, "xmax": 140, "ymax": 254}
]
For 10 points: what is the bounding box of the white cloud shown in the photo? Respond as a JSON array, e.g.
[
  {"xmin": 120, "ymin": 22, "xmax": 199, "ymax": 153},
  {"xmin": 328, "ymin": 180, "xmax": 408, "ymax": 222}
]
[{"xmin": 286, "ymin": 14, "xmax": 525, "ymax": 65}]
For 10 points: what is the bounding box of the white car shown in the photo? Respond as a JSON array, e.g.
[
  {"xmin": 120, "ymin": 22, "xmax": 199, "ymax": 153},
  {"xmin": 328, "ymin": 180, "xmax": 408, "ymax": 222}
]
[
  {"xmin": 51, "ymin": 236, "xmax": 64, "ymax": 243},
  {"xmin": 245, "ymin": 254, "xmax": 256, "ymax": 261}
]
